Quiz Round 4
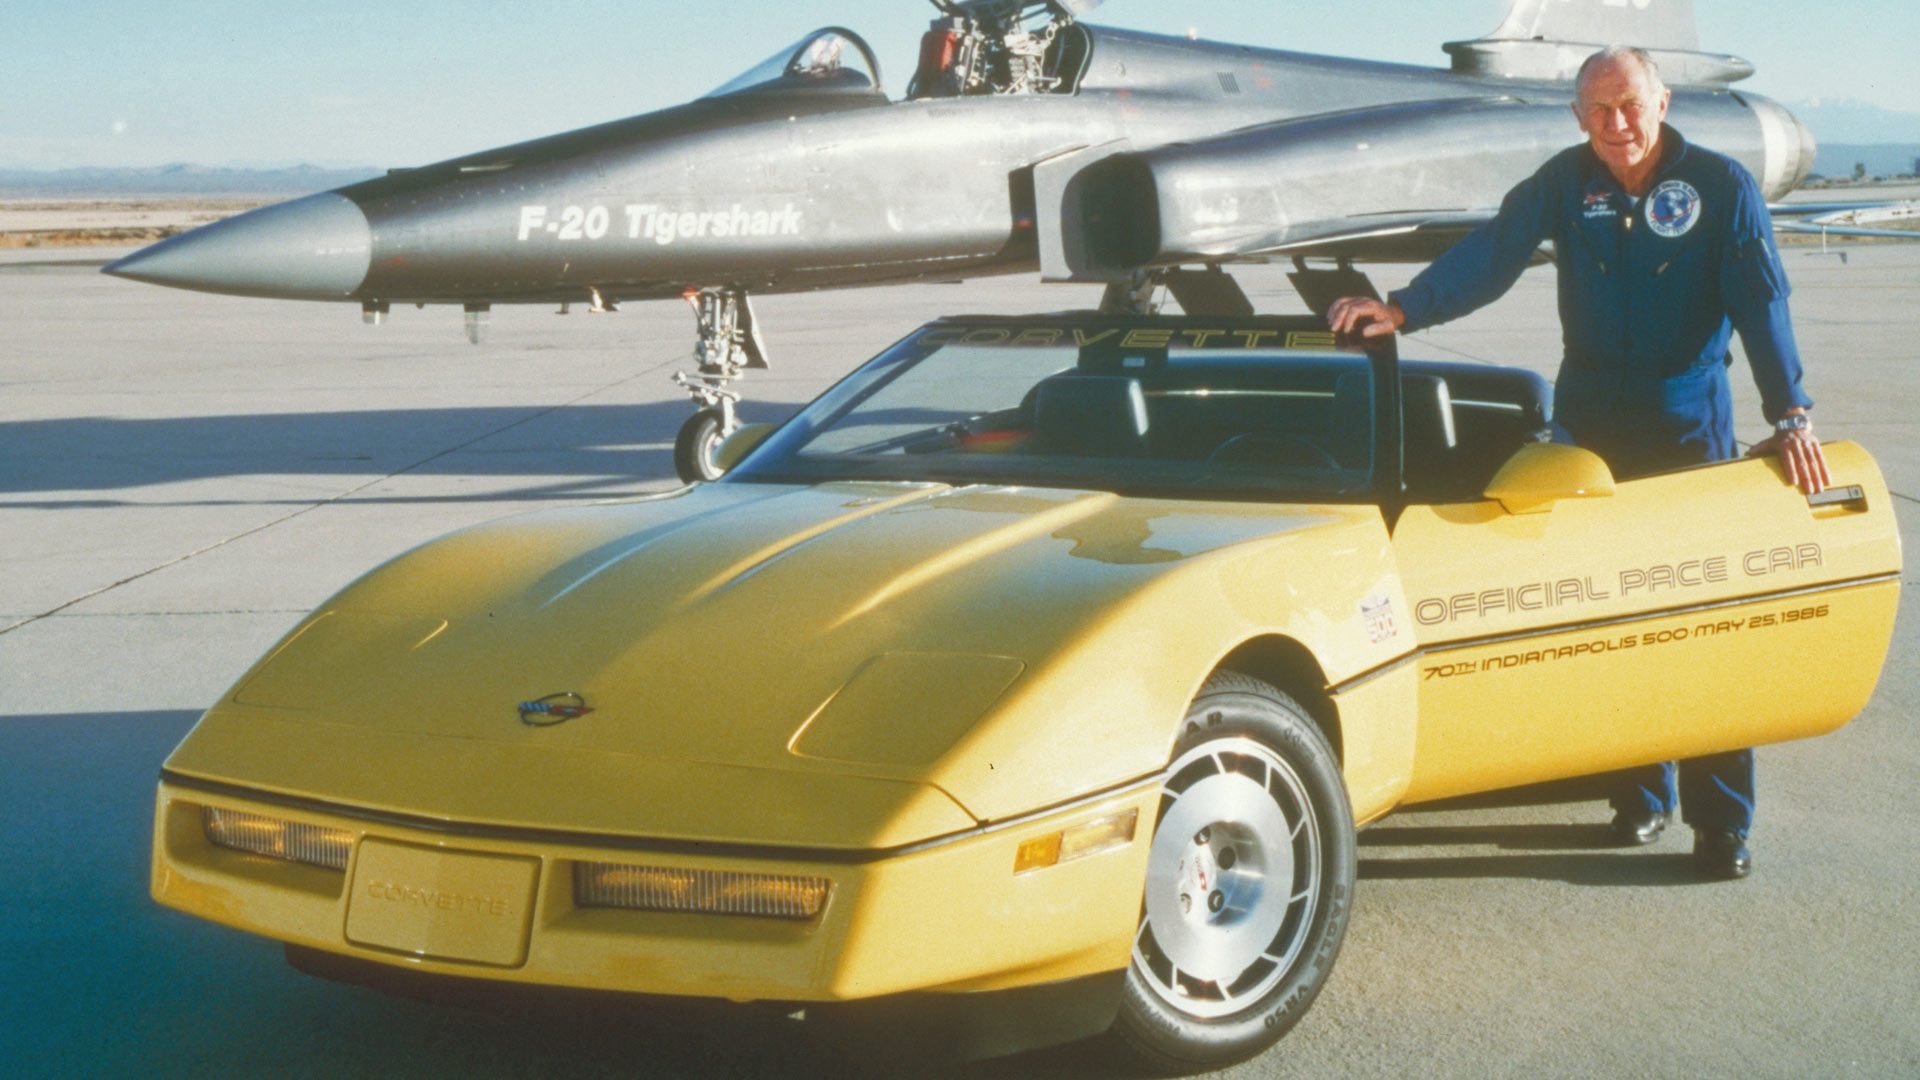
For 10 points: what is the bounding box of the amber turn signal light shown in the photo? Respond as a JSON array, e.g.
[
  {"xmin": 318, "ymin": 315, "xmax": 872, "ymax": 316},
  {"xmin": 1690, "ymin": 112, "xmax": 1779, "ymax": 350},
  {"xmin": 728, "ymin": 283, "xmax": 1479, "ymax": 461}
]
[{"xmin": 1013, "ymin": 809, "xmax": 1138, "ymax": 874}]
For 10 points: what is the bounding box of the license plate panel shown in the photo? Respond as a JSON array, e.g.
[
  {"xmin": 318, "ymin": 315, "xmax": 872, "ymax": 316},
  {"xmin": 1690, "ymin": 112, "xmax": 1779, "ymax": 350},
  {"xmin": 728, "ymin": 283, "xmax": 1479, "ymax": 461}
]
[{"xmin": 346, "ymin": 840, "xmax": 539, "ymax": 966}]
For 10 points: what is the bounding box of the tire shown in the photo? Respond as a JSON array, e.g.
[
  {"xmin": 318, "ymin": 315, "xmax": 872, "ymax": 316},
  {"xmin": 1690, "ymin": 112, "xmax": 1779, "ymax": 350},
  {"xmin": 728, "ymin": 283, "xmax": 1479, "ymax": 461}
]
[
  {"xmin": 1106, "ymin": 671, "xmax": 1356, "ymax": 1075},
  {"xmin": 673, "ymin": 408, "xmax": 728, "ymax": 483}
]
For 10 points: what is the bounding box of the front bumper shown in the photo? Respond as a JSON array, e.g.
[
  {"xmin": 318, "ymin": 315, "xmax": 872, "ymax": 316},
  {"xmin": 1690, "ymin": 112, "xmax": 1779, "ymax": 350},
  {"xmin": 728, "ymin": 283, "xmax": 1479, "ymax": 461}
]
[{"xmin": 151, "ymin": 777, "xmax": 1153, "ymax": 1003}]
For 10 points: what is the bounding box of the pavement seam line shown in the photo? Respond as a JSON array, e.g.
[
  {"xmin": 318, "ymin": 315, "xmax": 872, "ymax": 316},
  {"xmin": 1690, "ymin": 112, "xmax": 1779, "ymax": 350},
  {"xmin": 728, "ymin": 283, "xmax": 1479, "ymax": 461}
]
[
  {"xmin": 31, "ymin": 609, "xmax": 312, "ymax": 618},
  {"xmin": 0, "ymin": 357, "xmax": 681, "ymax": 639}
]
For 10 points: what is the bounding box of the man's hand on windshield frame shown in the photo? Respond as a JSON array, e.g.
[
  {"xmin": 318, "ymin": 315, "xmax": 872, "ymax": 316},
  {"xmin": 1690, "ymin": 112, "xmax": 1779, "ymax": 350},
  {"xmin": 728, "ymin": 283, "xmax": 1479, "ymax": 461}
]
[{"xmin": 1326, "ymin": 297, "xmax": 1406, "ymax": 339}]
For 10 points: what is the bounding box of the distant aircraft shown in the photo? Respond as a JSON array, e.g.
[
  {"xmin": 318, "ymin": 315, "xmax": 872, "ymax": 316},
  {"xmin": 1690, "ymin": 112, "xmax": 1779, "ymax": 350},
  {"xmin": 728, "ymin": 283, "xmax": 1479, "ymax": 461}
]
[{"xmin": 105, "ymin": 0, "xmax": 1837, "ymax": 481}]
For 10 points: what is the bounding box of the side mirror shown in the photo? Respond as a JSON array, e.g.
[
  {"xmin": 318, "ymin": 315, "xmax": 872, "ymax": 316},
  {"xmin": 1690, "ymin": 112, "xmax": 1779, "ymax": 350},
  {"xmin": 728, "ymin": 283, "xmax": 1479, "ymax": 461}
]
[
  {"xmin": 1483, "ymin": 443, "xmax": 1615, "ymax": 514},
  {"xmin": 712, "ymin": 423, "xmax": 776, "ymax": 474}
]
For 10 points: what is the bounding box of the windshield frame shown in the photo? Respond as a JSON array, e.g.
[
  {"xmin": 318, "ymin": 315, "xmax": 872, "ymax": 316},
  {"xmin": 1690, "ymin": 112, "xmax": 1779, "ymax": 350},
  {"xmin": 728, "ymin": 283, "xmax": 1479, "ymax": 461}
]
[
  {"xmin": 724, "ymin": 313, "xmax": 1404, "ymax": 505},
  {"xmin": 705, "ymin": 27, "xmax": 885, "ymax": 99}
]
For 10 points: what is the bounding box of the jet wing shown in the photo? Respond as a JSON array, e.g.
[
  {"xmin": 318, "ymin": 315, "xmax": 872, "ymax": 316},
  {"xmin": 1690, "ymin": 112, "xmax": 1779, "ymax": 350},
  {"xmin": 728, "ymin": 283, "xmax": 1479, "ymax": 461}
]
[
  {"xmin": 1768, "ymin": 201, "xmax": 1906, "ymax": 217},
  {"xmin": 1260, "ymin": 197, "xmax": 1920, "ymax": 260},
  {"xmin": 1771, "ymin": 200, "xmax": 1920, "ymax": 241}
]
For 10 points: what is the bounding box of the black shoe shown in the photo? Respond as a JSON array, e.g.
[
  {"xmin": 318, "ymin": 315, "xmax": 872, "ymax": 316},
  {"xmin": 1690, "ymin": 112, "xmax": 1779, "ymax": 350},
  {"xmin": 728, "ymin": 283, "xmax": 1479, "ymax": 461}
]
[
  {"xmin": 1693, "ymin": 830, "xmax": 1752, "ymax": 880},
  {"xmin": 1609, "ymin": 808, "xmax": 1671, "ymax": 846}
]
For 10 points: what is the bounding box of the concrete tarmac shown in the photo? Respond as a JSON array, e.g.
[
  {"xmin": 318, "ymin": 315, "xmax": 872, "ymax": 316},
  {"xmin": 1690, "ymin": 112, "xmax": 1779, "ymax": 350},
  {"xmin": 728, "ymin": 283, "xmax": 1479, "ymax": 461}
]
[{"xmin": 2, "ymin": 244, "xmax": 1915, "ymax": 1079}]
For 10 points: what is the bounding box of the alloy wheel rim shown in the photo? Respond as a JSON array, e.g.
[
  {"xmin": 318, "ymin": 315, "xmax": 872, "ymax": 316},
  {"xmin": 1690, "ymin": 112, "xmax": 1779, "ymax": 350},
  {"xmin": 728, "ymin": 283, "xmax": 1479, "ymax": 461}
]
[{"xmin": 1134, "ymin": 735, "xmax": 1322, "ymax": 1019}]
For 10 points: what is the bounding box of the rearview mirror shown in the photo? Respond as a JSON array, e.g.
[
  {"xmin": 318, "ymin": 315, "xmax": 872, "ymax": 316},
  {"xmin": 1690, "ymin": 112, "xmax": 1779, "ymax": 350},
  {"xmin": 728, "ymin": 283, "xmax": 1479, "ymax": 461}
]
[
  {"xmin": 712, "ymin": 423, "xmax": 776, "ymax": 474},
  {"xmin": 1483, "ymin": 443, "xmax": 1615, "ymax": 514}
]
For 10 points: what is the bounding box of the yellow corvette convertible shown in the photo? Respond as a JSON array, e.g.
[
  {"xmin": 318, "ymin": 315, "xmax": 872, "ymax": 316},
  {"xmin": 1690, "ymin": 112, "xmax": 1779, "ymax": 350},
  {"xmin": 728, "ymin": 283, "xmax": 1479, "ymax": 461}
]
[{"xmin": 150, "ymin": 313, "xmax": 1901, "ymax": 1071}]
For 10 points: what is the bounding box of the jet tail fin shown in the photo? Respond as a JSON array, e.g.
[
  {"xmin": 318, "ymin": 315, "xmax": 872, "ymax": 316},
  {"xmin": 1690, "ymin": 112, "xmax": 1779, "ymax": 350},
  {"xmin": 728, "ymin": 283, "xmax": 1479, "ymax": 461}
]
[
  {"xmin": 1483, "ymin": 0, "xmax": 1700, "ymax": 51},
  {"xmin": 1445, "ymin": 0, "xmax": 1753, "ymax": 85}
]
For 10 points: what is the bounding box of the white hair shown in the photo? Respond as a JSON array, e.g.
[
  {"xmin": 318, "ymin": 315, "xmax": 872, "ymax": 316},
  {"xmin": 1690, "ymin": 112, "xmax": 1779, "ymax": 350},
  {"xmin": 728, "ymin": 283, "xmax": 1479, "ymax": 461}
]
[{"xmin": 1576, "ymin": 46, "xmax": 1666, "ymax": 99}]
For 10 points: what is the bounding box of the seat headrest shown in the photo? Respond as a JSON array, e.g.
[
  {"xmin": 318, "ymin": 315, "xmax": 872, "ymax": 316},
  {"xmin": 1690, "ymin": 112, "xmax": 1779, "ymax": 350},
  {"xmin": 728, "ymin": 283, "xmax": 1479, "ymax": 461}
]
[
  {"xmin": 1402, "ymin": 373, "xmax": 1457, "ymax": 453},
  {"xmin": 1031, "ymin": 375, "xmax": 1150, "ymax": 458},
  {"xmin": 1327, "ymin": 371, "xmax": 1375, "ymax": 468}
]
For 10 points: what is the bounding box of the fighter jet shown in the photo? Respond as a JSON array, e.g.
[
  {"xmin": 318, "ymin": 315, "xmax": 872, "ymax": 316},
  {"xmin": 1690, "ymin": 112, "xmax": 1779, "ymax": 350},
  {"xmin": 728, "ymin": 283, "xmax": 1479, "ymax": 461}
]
[{"xmin": 105, "ymin": 0, "xmax": 1823, "ymax": 481}]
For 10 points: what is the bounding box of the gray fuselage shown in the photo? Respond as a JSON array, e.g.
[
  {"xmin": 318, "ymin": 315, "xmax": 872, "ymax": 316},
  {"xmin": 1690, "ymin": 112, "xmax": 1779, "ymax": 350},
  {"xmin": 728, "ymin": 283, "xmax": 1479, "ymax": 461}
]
[{"xmin": 105, "ymin": 25, "xmax": 1813, "ymax": 306}]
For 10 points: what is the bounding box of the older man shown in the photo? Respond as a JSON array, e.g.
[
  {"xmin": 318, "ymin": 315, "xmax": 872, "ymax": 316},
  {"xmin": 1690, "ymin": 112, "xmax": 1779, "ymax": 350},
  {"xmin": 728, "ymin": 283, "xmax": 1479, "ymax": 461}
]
[{"xmin": 1328, "ymin": 46, "xmax": 1827, "ymax": 879}]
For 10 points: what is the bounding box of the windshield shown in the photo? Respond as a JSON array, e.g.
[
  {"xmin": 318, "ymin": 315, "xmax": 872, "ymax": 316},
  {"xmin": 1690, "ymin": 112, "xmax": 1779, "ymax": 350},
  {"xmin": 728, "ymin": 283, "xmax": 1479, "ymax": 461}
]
[
  {"xmin": 706, "ymin": 28, "xmax": 883, "ymax": 98},
  {"xmin": 728, "ymin": 319, "xmax": 1381, "ymax": 500}
]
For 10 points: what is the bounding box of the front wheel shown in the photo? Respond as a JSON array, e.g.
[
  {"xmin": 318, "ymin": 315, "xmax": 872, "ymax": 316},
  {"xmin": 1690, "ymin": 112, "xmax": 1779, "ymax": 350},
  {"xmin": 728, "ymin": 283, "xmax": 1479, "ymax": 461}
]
[
  {"xmin": 1107, "ymin": 671, "xmax": 1356, "ymax": 1074},
  {"xmin": 673, "ymin": 408, "xmax": 729, "ymax": 483}
]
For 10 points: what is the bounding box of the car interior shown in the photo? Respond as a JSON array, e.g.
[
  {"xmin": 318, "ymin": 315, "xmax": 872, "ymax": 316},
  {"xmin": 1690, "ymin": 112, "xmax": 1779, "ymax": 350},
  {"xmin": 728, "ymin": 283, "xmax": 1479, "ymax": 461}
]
[
  {"xmin": 1003, "ymin": 347, "xmax": 1553, "ymax": 503},
  {"xmin": 774, "ymin": 324, "xmax": 1556, "ymax": 506}
]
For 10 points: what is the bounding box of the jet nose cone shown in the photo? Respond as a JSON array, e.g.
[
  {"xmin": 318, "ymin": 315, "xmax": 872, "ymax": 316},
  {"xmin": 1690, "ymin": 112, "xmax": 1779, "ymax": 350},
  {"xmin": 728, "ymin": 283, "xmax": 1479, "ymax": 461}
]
[{"xmin": 103, "ymin": 191, "xmax": 371, "ymax": 299}]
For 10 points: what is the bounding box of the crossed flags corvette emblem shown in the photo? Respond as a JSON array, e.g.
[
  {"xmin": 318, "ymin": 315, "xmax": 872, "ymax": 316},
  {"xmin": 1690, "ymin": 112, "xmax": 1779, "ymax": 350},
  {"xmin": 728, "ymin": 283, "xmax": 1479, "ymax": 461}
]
[{"xmin": 518, "ymin": 692, "xmax": 593, "ymax": 726}]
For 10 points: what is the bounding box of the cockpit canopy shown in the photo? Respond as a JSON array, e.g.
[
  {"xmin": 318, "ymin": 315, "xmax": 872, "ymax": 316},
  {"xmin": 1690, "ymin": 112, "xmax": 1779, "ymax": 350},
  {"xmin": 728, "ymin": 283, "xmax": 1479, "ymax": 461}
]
[{"xmin": 705, "ymin": 28, "xmax": 884, "ymax": 98}]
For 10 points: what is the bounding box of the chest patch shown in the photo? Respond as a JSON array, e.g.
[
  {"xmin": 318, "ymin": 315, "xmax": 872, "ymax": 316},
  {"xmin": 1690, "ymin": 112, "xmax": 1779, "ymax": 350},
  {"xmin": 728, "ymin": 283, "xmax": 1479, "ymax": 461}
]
[
  {"xmin": 1646, "ymin": 179, "xmax": 1702, "ymax": 237},
  {"xmin": 1581, "ymin": 187, "xmax": 1617, "ymax": 219}
]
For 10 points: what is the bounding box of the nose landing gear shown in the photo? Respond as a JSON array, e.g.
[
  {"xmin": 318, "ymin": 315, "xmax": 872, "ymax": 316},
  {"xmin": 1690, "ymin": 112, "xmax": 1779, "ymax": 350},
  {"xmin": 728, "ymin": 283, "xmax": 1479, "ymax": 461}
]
[{"xmin": 672, "ymin": 286, "xmax": 769, "ymax": 483}]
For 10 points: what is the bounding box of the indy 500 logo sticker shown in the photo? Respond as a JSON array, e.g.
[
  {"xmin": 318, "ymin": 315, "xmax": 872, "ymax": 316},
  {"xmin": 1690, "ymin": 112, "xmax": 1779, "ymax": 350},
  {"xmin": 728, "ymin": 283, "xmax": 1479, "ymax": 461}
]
[
  {"xmin": 1361, "ymin": 594, "xmax": 1398, "ymax": 644},
  {"xmin": 1646, "ymin": 179, "xmax": 1702, "ymax": 238}
]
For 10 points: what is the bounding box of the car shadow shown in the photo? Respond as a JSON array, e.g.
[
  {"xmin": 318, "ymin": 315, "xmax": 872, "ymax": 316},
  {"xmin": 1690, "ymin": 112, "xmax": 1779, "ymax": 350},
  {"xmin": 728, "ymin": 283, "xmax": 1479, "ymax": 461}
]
[
  {"xmin": 6, "ymin": 710, "xmax": 1705, "ymax": 1078},
  {"xmin": 1, "ymin": 709, "xmax": 1096, "ymax": 1079},
  {"xmin": 1354, "ymin": 816, "xmax": 1704, "ymax": 887},
  {"xmin": 1338, "ymin": 768, "xmax": 1726, "ymax": 887},
  {"xmin": 1358, "ymin": 821, "xmax": 1616, "ymax": 850},
  {"xmin": 1357, "ymin": 851, "xmax": 1699, "ymax": 887}
]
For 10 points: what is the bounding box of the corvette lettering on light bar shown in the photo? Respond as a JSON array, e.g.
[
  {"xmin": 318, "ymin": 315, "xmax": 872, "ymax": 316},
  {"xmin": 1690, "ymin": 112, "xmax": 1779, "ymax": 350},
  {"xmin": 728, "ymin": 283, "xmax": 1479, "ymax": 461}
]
[{"xmin": 916, "ymin": 327, "xmax": 1345, "ymax": 351}]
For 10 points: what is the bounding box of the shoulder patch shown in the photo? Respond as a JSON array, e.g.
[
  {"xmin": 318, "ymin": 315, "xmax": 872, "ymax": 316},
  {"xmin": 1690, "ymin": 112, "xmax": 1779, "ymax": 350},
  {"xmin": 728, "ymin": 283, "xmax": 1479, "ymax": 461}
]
[{"xmin": 1646, "ymin": 179, "xmax": 1702, "ymax": 238}]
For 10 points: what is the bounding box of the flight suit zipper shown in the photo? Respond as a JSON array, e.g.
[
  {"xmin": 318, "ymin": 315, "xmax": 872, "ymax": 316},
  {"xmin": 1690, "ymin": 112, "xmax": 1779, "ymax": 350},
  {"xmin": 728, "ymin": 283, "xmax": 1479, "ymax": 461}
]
[{"xmin": 1620, "ymin": 204, "xmax": 1634, "ymax": 360}]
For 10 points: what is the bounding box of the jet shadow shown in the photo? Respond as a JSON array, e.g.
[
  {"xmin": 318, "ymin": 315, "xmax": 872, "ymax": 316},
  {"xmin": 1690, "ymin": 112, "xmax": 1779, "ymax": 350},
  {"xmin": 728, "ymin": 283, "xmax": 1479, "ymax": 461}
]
[{"xmin": 0, "ymin": 399, "xmax": 796, "ymax": 502}]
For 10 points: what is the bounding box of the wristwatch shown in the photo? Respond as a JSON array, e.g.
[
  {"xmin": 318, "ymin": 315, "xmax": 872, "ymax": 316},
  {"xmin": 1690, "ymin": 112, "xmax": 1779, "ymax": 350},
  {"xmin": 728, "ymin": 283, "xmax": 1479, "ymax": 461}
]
[{"xmin": 1775, "ymin": 413, "xmax": 1811, "ymax": 434}]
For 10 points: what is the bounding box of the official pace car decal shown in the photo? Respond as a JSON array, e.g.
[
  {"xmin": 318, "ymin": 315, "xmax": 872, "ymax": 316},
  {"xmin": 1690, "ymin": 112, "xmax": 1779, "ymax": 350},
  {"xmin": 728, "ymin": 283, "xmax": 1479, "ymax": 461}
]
[
  {"xmin": 1420, "ymin": 601, "xmax": 1832, "ymax": 682},
  {"xmin": 1413, "ymin": 543, "xmax": 1823, "ymax": 626},
  {"xmin": 1646, "ymin": 179, "xmax": 1702, "ymax": 238}
]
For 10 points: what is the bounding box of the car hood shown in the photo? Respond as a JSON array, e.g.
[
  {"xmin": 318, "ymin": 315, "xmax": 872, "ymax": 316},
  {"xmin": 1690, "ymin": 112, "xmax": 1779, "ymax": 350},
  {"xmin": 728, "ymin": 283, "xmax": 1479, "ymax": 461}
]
[{"xmin": 168, "ymin": 481, "xmax": 1369, "ymax": 848}]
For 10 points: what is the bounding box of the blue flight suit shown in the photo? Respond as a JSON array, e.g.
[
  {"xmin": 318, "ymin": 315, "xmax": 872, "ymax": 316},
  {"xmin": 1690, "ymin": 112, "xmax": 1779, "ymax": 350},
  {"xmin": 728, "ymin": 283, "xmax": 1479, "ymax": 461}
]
[{"xmin": 1389, "ymin": 124, "xmax": 1813, "ymax": 836}]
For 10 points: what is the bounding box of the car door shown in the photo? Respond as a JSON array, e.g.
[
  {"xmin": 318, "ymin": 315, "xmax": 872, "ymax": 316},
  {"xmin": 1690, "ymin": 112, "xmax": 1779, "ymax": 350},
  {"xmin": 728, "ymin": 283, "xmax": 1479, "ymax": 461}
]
[{"xmin": 1386, "ymin": 441, "xmax": 1901, "ymax": 804}]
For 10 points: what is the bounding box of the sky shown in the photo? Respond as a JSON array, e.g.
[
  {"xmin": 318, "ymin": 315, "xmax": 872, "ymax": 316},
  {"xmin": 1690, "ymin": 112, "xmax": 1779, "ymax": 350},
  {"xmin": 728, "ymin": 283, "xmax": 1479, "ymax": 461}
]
[{"xmin": 5, "ymin": 0, "xmax": 1917, "ymax": 170}]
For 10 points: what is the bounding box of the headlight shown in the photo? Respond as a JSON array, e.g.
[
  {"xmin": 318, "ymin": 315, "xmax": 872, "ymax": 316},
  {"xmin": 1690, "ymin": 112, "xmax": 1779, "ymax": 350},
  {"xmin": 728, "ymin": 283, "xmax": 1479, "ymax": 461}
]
[
  {"xmin": 573, "ymin": 862, "xmax": 829, "ymax": 920},
  {"xmin": 201, "ymin": 806, "xmax": 352, "ymax": 871}
]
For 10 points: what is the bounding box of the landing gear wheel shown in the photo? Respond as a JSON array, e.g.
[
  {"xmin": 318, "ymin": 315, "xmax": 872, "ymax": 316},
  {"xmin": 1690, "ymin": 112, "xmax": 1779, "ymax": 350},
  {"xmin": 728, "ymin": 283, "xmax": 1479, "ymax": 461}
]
[
  {"xmin": 1107, "ymin": 671, "xmax": 1355, "ymax": 1074},
  {"xmin": 673, "ymin": 408, "xmax": 729, "ymax": 483}
]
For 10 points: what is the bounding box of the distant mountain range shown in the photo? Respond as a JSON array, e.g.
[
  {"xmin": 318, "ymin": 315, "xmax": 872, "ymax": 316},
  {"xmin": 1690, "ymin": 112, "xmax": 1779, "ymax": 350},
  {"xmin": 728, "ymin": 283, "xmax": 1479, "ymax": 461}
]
[
  {"xmin": 0, "ymin": 163, "xmax": 381, "ymax": 197},
  {"xmin": 1789, "ymin": 98, "xmax": 1920, "ymax": 179},
  {"xmin": 1811, "ymin": 144, "xmax": 1920, "ymax": 181},
  {"xmin": 1788, "ymin": 98, "xmax": 1920, "ymax": 145},
  {"xmin": 4, "ymin": 98, "xmax": 1918, "ymax": 195}
]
